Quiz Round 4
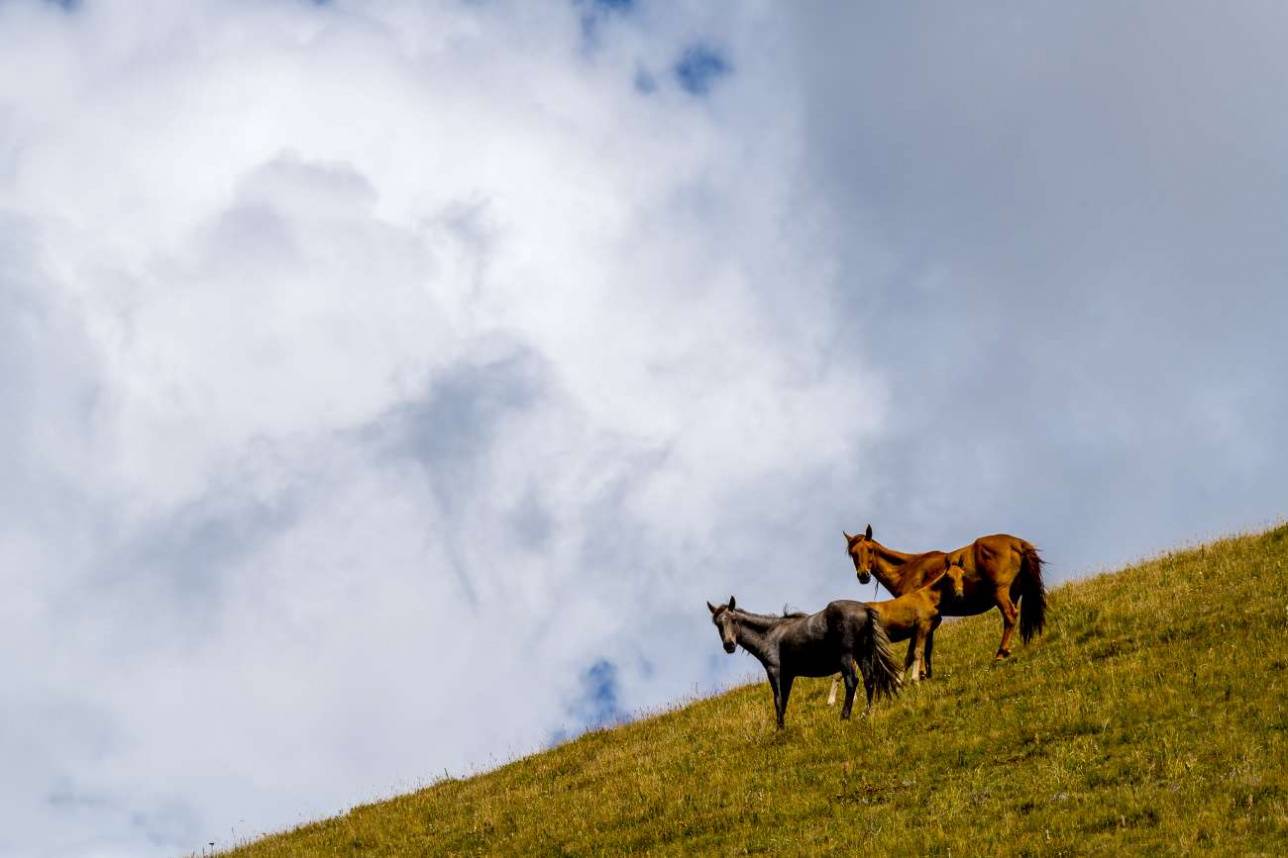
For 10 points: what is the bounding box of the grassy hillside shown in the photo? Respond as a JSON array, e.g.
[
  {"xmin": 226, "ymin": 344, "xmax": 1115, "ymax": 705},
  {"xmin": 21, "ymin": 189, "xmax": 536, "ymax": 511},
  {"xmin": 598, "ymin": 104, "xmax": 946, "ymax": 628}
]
[{"xmin": 228, "ymin": 527, "xmax": 1288, "ymax": 856}]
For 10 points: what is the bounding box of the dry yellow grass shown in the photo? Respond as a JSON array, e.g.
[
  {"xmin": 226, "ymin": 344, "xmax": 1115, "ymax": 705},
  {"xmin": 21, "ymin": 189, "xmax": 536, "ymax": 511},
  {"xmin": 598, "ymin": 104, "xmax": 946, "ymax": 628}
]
[{"xmin": 226, "ymin": 525, "xmax": 1288, "ymax": 856}]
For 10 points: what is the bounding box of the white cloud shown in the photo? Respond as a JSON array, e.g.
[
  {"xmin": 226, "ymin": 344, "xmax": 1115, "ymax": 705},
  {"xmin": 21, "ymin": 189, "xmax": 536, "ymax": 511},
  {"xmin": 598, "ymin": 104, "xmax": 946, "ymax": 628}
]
[{"xmin": 0, "ymin": 2, "xmax": 882, "ymax": 854}]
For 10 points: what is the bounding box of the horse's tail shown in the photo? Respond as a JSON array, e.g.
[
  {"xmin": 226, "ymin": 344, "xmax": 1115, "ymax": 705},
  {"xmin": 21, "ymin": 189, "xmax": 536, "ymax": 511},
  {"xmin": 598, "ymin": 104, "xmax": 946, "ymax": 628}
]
[
  {"xmin": 1019, "ymin": 541, "xmax": 1047, "ymax": 644},
  {"xmin": 859, "ymin": 607, "xmax": 902, "ymax": 701}
]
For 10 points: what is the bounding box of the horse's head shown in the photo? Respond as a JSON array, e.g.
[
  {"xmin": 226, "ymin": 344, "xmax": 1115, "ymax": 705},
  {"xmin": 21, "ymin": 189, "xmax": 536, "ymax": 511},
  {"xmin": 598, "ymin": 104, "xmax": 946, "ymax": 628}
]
[
  {"xmin": 844, "ymin": 523, "xmax": 876, "ymax": 584},
  {"xmin": 707, "ymin": 596, "xmax": 738, "ymax": 653},
  {"xmin": 944, "ymin": 559, "xmax": 967, "ymax": 599}
]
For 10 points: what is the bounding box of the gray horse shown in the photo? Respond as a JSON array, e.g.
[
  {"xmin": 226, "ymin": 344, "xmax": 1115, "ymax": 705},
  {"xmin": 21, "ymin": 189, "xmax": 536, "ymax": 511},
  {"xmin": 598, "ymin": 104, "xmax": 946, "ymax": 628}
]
[{"xmin": 707, "ymin": 596, "xmax": 901, "ymax": 729}]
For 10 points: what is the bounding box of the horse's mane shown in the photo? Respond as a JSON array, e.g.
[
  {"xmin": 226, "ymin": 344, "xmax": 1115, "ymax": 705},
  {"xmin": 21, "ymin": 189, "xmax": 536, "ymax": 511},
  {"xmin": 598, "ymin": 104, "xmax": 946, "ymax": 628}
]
[{"xmin": 731, "ymin": 606, "xmax": 806, "ymax": 630}]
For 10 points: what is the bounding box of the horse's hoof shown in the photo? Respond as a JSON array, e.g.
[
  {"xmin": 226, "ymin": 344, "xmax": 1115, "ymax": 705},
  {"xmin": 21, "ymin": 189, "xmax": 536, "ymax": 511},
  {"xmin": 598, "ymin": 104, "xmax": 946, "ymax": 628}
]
[{"xmin": 994, "ymin": 650, "xmax": 1011, "ymax": 660}]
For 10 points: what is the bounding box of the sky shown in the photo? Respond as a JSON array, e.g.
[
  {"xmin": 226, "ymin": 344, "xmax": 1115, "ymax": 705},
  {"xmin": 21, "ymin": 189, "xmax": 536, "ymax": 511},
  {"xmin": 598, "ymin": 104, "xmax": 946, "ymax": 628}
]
[{"xmin": 2, "ymin": 1, "xmax": 1286, "ymax": 855}]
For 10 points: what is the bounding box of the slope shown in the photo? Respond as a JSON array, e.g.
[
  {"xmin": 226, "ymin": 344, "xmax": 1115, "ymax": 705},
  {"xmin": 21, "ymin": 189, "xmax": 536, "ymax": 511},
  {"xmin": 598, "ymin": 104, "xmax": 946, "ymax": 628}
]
[{"xmin": 227, "ymin": 525, "xmax": 1288, "ymax": 856}]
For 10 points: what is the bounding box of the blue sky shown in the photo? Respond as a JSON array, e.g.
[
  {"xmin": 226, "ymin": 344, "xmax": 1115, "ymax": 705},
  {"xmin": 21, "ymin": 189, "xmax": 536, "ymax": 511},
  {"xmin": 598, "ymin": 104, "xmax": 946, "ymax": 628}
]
[{"xmin": 2, "ymin": 2, "xmax": 1286, "ymax": 856}]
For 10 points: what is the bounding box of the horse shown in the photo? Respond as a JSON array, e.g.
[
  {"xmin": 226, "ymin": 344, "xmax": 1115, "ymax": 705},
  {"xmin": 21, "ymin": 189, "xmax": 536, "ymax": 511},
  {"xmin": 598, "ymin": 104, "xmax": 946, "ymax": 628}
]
[
  {"xmin": 844, "ymin": 524, "xmax": 1046, "ymax": 671},
  {"xmin": 826, "ymin": 559, "xmax": 965, "ymax": 705},
  {"xmin": 707, "ymin": 595, "xmax": 901, "ymax": 729}
]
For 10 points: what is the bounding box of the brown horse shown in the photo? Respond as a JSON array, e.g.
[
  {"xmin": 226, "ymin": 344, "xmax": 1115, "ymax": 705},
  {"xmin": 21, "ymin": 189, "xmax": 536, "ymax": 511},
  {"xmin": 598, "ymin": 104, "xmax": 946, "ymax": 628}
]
[
  {"xmin": 827, "ymin": 559, "xmax": 966, "ymax": 704},
  {"xmin": 843, "ymin": 524, "xmax": 1046, "ymax": 670}
]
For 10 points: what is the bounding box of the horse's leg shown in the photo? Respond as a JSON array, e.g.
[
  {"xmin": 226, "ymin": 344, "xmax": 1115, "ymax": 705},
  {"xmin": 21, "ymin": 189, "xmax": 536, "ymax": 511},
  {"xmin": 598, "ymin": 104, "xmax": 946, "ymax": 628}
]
[
  {"xmin": 765, "ymin": 668, "xmax": 782, "ymax": 727},
  {"xmin": 826, "ymin": 675, "xmax": 840, "ymax": 706},
  {"xmin": 903, "ymin": 636, "xmax": 920, "ymax": 684},
  {"xmin": 912, "ymin": 628, "xmax": 928, "ymax": 682},
  {"xmin": 924, "ymin": 617, "xmax": 943, "ymax": 679},
  {"xmin": 923, "ymin": 629, "xmax": 935, "ymax": 679},
  {"xmin": 994, "ymin": 588, "xmax": 1019, "ymax": 659},
  {"xmin": 840, "ymin": 659, "xmax": 859, "ymax": 721},
  {"xmin": 777, "ymin": 674, "xmax": 795, "ymax": 729}
]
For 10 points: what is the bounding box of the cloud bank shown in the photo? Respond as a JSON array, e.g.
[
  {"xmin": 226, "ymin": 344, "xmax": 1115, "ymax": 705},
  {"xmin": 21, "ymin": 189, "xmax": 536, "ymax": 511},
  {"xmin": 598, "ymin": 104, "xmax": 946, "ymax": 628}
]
[
  {"xmin": 2, "ymin": 2, "xmax": 875, "ymax": 854},
  {"xmin": 2, "ymin": 2, "xmax": 1285, "ymax": 855}
]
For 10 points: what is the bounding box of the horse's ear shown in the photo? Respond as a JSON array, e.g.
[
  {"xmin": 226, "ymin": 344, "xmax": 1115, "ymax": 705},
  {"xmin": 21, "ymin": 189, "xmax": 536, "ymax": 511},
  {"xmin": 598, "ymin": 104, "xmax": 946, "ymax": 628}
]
[
  {"xmin": 843, "ymin": 530, "xmax": 853, "ymax": 543},
  {"xmin": 865, "ymin": 523, "xmax": 873, "ymax": 539},
  {"xmin": 728, "ymin": 595, "xmax": 736, "ymax": 610},
  {"xmin": 707, "ymin": 601, "xmax": 717, "ymax": 614}
]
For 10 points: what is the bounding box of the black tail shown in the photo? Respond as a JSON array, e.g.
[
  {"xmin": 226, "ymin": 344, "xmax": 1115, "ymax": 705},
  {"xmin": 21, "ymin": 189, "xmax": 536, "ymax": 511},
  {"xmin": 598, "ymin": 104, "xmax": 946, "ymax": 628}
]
[
  {"xmin": 859, "ymin": 608, "xmax": 902, "ymax": 701},
  {"xmin": 1019, "ymin": 542, "xmax": 1047, "ymax": 644}
]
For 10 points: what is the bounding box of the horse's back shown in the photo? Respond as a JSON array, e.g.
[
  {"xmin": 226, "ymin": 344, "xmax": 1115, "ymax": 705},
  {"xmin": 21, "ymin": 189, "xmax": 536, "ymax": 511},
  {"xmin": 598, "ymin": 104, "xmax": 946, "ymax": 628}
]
[
  {"xmin": 823, "ymin": 599, "xmax": 868, "ymax": 623},
  {"xmin": 947, "ymin": 533, "xmax": 1035, "ymax": 605},
  {"xmin": 823, "ymin": 599, "xmax": 877, "ymax": 641},
  {"xmin": 864, "ymin": 599, "xmax": 915, "ymax": 642},
  {"xmin": 865, "ymin": 587, "xmax": 937, "ymax": 635},
  {"xmin": 966, "ymin": 533, "xmax": 1030, "ymax": 560}
]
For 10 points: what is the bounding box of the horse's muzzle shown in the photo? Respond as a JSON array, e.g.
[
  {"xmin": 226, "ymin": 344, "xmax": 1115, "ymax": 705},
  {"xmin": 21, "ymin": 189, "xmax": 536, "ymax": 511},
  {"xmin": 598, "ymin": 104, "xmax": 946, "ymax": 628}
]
[
  {"xmin": 856, "ymin": 571, "xmax": 871, "ymax": 584},
  {"xmin": 723, "ymin": 642, "xmax": 736, "ymax": 654}
]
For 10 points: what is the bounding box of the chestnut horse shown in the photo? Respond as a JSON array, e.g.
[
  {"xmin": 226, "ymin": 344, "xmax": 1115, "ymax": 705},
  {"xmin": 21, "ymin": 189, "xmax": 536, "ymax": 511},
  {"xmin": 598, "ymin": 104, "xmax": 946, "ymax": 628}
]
[
  {"xmin": 844, "ymin": 524, "xmax": 1046, "ymax": 671},
  {"xmin": 827, "ymin": 559, "xmax": 966, "ymax": 704}
]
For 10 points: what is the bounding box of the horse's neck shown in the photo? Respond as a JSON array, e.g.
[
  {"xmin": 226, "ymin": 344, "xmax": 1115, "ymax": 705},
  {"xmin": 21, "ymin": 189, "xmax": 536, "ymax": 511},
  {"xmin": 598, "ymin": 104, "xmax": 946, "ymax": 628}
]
[
  {"xmin": 733, "ymin": 610, "xmax": 788, "ymax": 631},
  {"xmin": 732, "ymin": 612, "xmax": 782, "ymax": 664},
  {"xmin": 872, "ymin": 542, "xmax": 919, "ymax": 593},
  {"xmin": 921, "ymin": 582, "xmax": 947, "ymax": 607}
]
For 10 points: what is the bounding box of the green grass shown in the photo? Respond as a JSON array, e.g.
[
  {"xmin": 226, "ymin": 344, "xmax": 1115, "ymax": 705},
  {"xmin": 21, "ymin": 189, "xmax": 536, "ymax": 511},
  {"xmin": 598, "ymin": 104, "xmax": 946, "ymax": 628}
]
[{"xmin": 228, "ymin": 526, "xmax": 1288, "ymax": 856}]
